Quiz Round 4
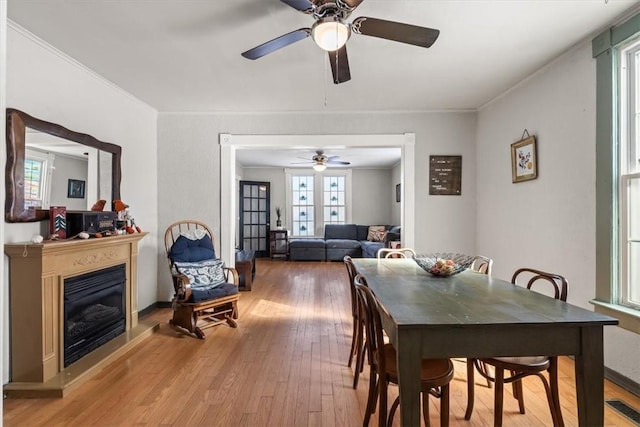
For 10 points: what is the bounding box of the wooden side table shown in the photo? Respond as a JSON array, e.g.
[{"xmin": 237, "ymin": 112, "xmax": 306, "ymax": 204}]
[
  {"xmin": 235, "ymin": 249, "xmax": 255, "ymax": 291},
  {"xmin": 269, "ymin": 230, "xmax": 289, "ymax": 260}
]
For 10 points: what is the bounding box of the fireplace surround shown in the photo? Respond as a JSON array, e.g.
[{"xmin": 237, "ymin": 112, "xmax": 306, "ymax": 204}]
[{"xmin": 4, "ymin": 233, "xmax": 157, "ymax": 398}]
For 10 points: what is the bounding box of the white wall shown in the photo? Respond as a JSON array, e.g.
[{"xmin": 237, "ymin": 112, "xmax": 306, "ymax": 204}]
[
  {"xmin": 3, "ymin": 24, "xmax": 159, "ymax": 383},
  {"xmin": 351, "ymin": 168, "xmax": 393, "ymax": 225},
  {"xmin": 1, "ymin": 0, "xmax": 7, "ymax": 418},
  {"xmin": 476, "ymin": 40, "xmax": 640, "ymax": 384},
  {"xmin": 157, "ymin": 111, "xmax": 477, "ymax": 300}
]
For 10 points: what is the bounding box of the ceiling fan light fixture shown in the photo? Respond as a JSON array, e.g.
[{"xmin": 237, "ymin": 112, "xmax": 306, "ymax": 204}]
[
  {"xmin": 311, "ymin": 17, "xmax": 350, "ymax": 51},
  {"xmin": 313, "ymin": 163, "xmax": 327, "ymax": 172}
]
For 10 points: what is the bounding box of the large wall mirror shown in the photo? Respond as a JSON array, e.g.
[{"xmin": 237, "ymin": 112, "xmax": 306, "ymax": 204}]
[{"xmin": 5, "ymin": 108, "xmax": 121, "ymax": 222}]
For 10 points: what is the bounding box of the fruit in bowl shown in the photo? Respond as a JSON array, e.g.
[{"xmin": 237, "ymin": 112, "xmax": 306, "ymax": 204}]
[
  {"xmin": 429, "ymin": 258, "xmax": 456, "ymax": 276},
  {"xmin": 413, "ymin": 253, "xmax": 475, "ymax": 277}
]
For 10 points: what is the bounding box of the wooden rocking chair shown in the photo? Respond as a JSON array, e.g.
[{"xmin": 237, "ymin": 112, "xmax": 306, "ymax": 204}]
[{"xmin": 164, "ymin": 220, "xmax": 240, "ymax": 339}]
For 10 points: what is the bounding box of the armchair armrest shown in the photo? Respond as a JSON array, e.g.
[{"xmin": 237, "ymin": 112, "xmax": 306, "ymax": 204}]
[
  {"xmin": 171, "ymin": 272, "xmax": 193, "ymax": 303},
  {"xmin": 224, "ymin": 266, "xmax": 239, "ymax": 286}
]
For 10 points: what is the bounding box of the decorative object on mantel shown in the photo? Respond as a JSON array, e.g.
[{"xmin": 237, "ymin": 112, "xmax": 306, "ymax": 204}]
[
  {"xmin": 429, "ymin": 155, "xmax": 462, "ymax": 195},
  {"xmin": 275, "ymin": 206, "xmax": 283, "ymax": 229},
  {"xmin": 49, "ymin": 206, "xmax": 67, "ymax": 239},
  {"xmin": 511, "ymin": 130, "xmax": 537, "ymax": 183}
]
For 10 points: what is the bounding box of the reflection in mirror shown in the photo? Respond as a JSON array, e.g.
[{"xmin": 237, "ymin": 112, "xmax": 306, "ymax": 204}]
[
  {"xmin": 5, "ymin": 108, "xmax": 121, "ymax": 222},
  {"xmin": 24, "ymin": 130, "xmax": 113, "ymax": 211}
]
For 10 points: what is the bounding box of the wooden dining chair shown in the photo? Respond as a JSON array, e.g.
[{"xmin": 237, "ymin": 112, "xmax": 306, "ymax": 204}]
[
  {"xmin": 465, "ymin": 267, "xmax": 568, "ymax": 427},
  {"xmin": 343, "ymin": 255, "xmax": 365, "ymax": 389},
  {"xmin": 470, "ymin": 255, "xmax": 493, "ymax": 275},
  {"xmin": 355, "ymin": 274, "xmax": 454, "ymax": 427},
  {"xmin": 376, "ymin": 247, "xmax": 417, "ymax": 259}
]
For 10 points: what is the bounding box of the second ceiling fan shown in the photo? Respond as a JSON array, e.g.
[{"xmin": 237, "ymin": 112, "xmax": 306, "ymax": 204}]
[{"xmin": 241, "ymin": 0, "xmax": 440, "ymax": 84}]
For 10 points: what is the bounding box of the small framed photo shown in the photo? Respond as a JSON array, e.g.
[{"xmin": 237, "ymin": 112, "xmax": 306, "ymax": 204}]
[
  {"xmin": 395, "ymin": 183, "xmax": 401, "ymax": 203},
  {"xmin": 67, "ymin": 179, "xmax": 86, "ymax": 199},
  {"xmin": 511, "ymin": 136, "xmax": 537, "ymax": 183}
]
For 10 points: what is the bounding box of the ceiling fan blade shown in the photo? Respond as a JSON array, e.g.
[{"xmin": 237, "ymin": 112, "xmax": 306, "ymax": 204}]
[
  {"xmin": 327, "ymin": 160, "xmax": 351, "ymax": 165},
  {"xmin": 352, "ymin": 17, "xmax": 440, "ymax": 48},
  {"xmin": 280, "ymin": 0, "xmax": 314, "ymax": 13},
  {"xmin": 242, "ymin": 28, "xmax": 311, "ymax": 60},
  {"xmin": 328, "ymin": 46, "xmax": 351, "ymax": 84}
]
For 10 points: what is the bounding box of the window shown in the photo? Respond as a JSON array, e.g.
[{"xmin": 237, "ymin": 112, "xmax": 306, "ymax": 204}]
[
  {"xmin": 291, "ymin": 175, "xmax": 315, "ymax": 236},
  {"xmin": 24, "ymin": 150, "xmax": 52, "ymax": 208},
  {"xmin": 287, "ymin": 170, "xmax": 352, "ymax": 237},
  {"xmin": 592, "ymin": 12, "xmax": 640, "ymax": 332},
  {"xmin": 619, "ymin": 39, "xmax": 640, "ymax": 310},
  {"xmin": 323, "ymin": 176, "xmax": 345, "ymax": 226}
]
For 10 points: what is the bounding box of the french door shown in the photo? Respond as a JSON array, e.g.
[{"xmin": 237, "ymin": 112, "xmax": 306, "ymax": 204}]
[{"xmin": 239, "ymin": 181, "xmax": 270, "ymax": 257}]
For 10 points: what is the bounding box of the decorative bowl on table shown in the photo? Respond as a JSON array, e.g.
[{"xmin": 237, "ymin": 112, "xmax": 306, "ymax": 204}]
[{"xmin": 413, "ymin": 253, "xmax": 476, "ymax": 277}]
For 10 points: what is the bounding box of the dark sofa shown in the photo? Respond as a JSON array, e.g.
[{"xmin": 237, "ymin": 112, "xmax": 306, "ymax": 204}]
[{"xmin": 289, "ymin": 224, "xmax": 400, "ymax": 261}]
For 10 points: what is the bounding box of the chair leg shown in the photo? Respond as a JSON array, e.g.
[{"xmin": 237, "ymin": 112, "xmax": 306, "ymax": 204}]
[
  {"xmin": 549, "ymin": 358, "xmax": 565, "ymax": 427},
  {"xmin": 465, "ymin": 359, "xmax": 475, "ymax": 420},
  {"xmin": 348, "ymin": 314, "xmax": 358, "ymax": 368},
  {"xmin": 481, "ymin": 361, "xmax": 493, "ymax": 388},
  {"xmin": 353, "ymin": 333, "xmax": 365, "ymax": 389},
  {"xmin": 388, "ymin": 397, "xmax": 401, "ymax": 427},
  {"xmin": 493, "ymin": 368, "xmax": 505, "ymax": 427},
  {"xmin": 422, "ymin": 391, "xmax": 430, "ymax": 427},
  {"xmin": 378, "ymin": 379, "xmax": 388, "ymax": 427},
  {"xmin": 440, "ymin": 384, "xmax": 450, "ymax": 427},
  {"xmin": 513, "ymin": 377, "xmax": 525, "ymax": 414},
  {"xmin": 363, "ymin": 369, "xmax": 378, "ymax": 427}
]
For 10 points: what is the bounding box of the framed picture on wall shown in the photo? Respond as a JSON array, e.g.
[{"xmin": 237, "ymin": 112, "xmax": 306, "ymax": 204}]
[
  {"xmin": 67, "ymin": 179, "xmax": 86, "ymax": 199},
  {"xmin": 396, "ymin": 184, "xmax": 401, "ymax": 203},
  {"xmin": 511, "ymin": 136, "xmax": 537, "ymax": 183}
]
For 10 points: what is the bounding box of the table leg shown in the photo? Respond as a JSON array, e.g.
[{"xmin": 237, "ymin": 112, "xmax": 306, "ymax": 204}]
[
  {"xmin": 395, "ymin": 329, "xmax": 422, "ymax": 427},
  {"xmin": 575, "ymin": 325, "xmax": 604, "ymax": 426}
]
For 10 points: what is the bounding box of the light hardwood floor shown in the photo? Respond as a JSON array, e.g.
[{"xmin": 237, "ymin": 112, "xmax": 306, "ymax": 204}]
[{"xmin": 4, "ymin": 259, "xmax": 640, "ymax": 426}]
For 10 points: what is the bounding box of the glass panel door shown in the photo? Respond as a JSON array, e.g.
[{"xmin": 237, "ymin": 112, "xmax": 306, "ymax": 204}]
[{"xmin": 239, "ymin": 181, "xmax": 270, "ymax": 257}]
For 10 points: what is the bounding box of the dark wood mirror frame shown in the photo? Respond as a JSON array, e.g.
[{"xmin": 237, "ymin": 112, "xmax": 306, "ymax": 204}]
[{"xmin": 5, "ymin": 108, "xmax": 122, "ymax": 222}]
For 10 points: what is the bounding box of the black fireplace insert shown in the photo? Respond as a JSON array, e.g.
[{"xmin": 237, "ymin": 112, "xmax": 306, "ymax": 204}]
[{"xmin": 64, "ymin": 264, "xmax": 126, "ymax": 367}]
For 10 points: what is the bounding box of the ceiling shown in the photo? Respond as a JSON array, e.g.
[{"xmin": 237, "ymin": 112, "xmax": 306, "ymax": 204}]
[{"xmin": 7, "ymin": 0, "xmax": 640, "ymax": 168}]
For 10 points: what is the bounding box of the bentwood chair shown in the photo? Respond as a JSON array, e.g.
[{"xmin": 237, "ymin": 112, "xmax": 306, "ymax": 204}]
[
  {"xmin": 343, "ymin": 256, "xmax": 365, "ymax": 389},
  {"xmin": 164, "ymin": 220, "xmax": 240, "ymax": 339},
  {"xmin": 465, "ymin": 268, "xmax": 568, "ymax": 427},
  {"xmin": 355, "ymin": 274, "xmax": 454, "ymax": 427},
  {"xmin": 470, "ymin": 255, "xmax": 493, "ymax": 275},
  {"xmin": 376, "ymin": 247, "xmax": 417, "ymax": 259}
]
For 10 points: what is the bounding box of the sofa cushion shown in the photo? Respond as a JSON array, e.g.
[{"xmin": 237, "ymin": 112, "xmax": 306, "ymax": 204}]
[
  {"xmin": 356, "ymin": 225, "xmax": 370, "ymax": 241},
  {"xmin": 361, "ymin": 241, "xmax": 384, "ymax": 258},
  {"xmin": 325, "ymin": 224, "xmax": 357, "ymax": 240},
  {"xmin": 190, "ymin": 282, "xmax": 238, "ymax": 303},
  {"xmin": 289, "ymin": 239, "xmax": 325, "ymax": 249},
  {"xmin": 325, "ymin": 239, "xmax": 362, "ymax": 250}
]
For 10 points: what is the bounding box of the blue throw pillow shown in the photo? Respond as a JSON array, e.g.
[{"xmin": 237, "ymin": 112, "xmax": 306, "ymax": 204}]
[
  {"xmin": 169, "ymin": 234, "xmax": 215, "ymax": 262},
  {"xmin": 174, "ymin": 259, "xmax": 226, "ymax": 288}
]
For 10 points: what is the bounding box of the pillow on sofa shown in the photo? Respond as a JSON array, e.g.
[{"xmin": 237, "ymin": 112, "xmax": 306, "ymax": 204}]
[
  {"xmin": 367, "ymin": 226, "xmax": 387, "ymax": 242},
  {"xmin": 174, "ymin": 259, "xmax": 226, "ymax": 288}
]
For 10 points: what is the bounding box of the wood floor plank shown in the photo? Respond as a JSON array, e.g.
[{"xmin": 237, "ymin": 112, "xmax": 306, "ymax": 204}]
[{"xmin": 3, "ymin": 259, "xmax": 639, "ymax": 426}]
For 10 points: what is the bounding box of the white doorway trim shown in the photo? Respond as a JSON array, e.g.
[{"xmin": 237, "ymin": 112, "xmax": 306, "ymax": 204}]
[{"xmin": 219, "ymin": 133, "xmax": 415, "ymax": 264}]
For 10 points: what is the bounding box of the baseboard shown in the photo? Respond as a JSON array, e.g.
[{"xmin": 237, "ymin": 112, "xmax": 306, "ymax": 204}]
[
  {"xmin": 139, "ymin": 301, "xmax": 171, "ymax": 317},
  {"xmin": 606, "ymin": 367, "xmax": 640, "ymax": 398}
]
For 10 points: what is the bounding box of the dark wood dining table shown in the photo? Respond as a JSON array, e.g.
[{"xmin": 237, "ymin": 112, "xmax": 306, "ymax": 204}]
[{"xmin": 352, "ymin": 258, "xmax": 619, "ymax": 427}]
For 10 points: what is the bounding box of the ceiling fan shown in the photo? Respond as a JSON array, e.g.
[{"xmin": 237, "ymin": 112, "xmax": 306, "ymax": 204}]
[
  {"xmin": 293, "ymin": 150, "xmax": 351, "ymax": 171},
  {"xmin": 241, "ymin": 0, "xmax": 440, "ymax": 84}
]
